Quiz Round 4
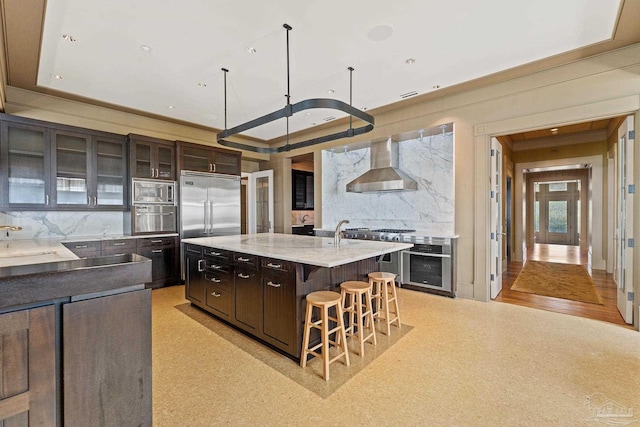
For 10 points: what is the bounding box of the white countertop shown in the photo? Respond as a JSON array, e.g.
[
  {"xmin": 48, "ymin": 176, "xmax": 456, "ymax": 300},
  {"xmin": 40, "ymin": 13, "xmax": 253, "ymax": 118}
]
[
  {"xmin": 0, "ymin": 239, "xmax": 79, "ymax": 268},
  {"xmin": 182, "ymin": 233, "xmax": 413, "ymax": 268}
]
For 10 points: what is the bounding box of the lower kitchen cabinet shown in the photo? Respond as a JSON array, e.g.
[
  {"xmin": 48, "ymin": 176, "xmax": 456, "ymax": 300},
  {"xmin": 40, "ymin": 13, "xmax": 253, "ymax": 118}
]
[
  {"xmin": 185, "ymin": 246, "xmax": 205, "ymax": 304},
  {"xmin": 63, "ymin": 290, "xmax": 151, "ymax": 427},
  {"xmin": 0, "ymin": 306, "xmax": 56, "ymax": 426},
  {"xmin": 262, "ymin": 269, "xmax": 295, "ymax": 349},
  {"xmin": 137, "ymin": 236, "xmax": 179, "ymax": 289},
  {"xmin": 234, "ymin": 267, "xmax": 261, "ymax": 332},
  {"xmin": 63, "ymin": 240, "xmax": 102, "ymax": 258}
]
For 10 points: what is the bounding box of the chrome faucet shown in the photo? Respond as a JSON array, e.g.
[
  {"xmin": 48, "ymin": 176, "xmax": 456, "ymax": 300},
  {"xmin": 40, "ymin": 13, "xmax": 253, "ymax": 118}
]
[
  {"xmin": 0, "ymin": 225, "xmax": 22, "ymax": 231},
  {"xmin": 334, "ymin": 220, "xmax": 350, "ymax": 247}
]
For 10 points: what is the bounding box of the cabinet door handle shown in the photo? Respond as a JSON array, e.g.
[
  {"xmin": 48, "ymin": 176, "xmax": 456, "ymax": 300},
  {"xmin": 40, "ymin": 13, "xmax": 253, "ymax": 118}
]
[
  {"xmin": 211, "ymin": 291, "xmax": 222, "ymax": 297},
  {"xmin": 151, "ymin": 239, "xmax": 163, "ymax": 243},
  {"xmin": 45, "ymin": 194, "xmax": 50, "ymax": 205},
  {"xmin": 208, "ymin": 277, "xmax": 221, "ymax": 283},
  {"xmin": 237, "ymin": 257, "xmax": 251, "ymax": 262},
  {"xmin": 208, "ymin": 164, "xmax": 213, "ymax": 172},
  {"xmin": 210, "ymin": 251, "xmax": 222, "ymax": 256},
  {"xmin": 151, "ymin": 249, "xmax": 163, "ymax": 253},
  {"xmin": 212, "ymin": 164, "xmax": 216, "ymax": 172},
  {"xmin": 114, "ymin": 242, "xmax": 126, "ymax": 246},
  {"xmin": 112, "ymin": 253, "xmax": 125, "ymax": 256},
  {"xmin": 93, "ymin": 196, "xmax": 97, "ymax": 206},
  {"xmin": 197, "ymin": 259, "xmax": 204, "ymax": 272},
  {"xmin": 266, "ymin": 262, "xmax": 281, "ymax": 269},
  {"xmin": 75, "ymin": 245, "xmax": 88, "ymax": 249},
  {"xmin": 237, "ymin": 273, "xmax": 250, "ymax": 279},
  {"xmin": 210, "ymin": 264, "xmax": 222, "ymax": 270},
  {"xmin": 266, "ymin": 281, "xmax": 281, "ymax": 288}
]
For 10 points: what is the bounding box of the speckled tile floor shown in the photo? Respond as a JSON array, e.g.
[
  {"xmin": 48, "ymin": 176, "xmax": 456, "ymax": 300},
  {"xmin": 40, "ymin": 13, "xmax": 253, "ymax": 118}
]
[{"xmin": 152, "ymin": 285, "xmax": 640, "ymax": 426}]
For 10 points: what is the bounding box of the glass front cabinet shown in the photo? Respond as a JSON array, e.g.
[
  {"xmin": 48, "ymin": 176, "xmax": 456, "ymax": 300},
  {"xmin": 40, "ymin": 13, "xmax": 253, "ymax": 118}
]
[{"xmin": 0, "ymin": 115, "xmax": 127, "ymax": 210}]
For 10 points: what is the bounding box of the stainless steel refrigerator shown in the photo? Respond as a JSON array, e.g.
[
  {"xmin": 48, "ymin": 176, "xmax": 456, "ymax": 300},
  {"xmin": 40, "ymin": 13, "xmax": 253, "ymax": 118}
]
[{"xmin": 179, "ymin": 171, "xmax": 241, "ymax": 239}]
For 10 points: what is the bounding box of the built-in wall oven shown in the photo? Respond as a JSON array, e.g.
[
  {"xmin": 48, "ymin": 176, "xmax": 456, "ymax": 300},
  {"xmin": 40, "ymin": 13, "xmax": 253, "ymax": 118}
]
[
  {"xmin": 401, "ymin": 237, "xmax": 456, "ymax": 297},
  {"xmin": 129, "ymin": 179, "xmax": 177, "ymax": 235}
]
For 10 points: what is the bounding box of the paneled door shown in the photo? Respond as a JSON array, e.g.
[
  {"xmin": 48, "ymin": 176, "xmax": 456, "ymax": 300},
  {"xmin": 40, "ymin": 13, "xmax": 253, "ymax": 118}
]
[
  {"xmin": 615, "ymin": 115, "xmax": 634, "ymax": 324},
  {"xmin": 246, "ymin": 170, "xmax": 274, "ymax": 234},
  {"xmin": 490, "ymin": 138, "xmax": 503, "ymax": 299}
]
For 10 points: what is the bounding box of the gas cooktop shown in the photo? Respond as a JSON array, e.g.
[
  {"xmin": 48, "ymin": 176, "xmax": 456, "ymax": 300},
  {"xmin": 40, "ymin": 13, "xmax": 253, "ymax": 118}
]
[{"xmin": 342, "ymin": 228, "xmax": 416, "ymax": 241}]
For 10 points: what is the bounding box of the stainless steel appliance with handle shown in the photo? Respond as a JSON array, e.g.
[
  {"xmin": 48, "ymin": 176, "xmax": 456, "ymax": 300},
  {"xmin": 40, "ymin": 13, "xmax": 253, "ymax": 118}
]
[
  {"xmin": 179, "ymin": 171, "xmax": 241, "ymax": 239},
  {"xmin": 129, "ymin": 178, "xmax": 177, "ymax": 235},
  {"xmin": 401, "ymin": 237, "xmax": 456, "ymax": 297}
]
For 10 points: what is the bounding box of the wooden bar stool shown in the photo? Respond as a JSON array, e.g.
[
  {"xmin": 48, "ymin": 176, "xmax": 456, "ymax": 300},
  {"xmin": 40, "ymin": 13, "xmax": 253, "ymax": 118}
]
[
  {"xmin": 340, "ymin": 281, "xmax": 377, "ymax": 357},
  {"xmin": 368, "ymin": 272, "xmax": 401, "ymax": 335},
  {"xmin": 300, "ymin": 291, "xmax": 350, "ymax": 381}
]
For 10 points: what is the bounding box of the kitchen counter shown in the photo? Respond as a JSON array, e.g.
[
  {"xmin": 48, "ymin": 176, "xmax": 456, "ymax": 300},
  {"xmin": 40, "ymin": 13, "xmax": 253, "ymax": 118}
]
[
  {"xmin": 0, "ymin": 233, "xmax": 179, "ymax": 268},
  {"xmin": 182, "ymin": 233, "xmax": 413, "ymax": 268}
]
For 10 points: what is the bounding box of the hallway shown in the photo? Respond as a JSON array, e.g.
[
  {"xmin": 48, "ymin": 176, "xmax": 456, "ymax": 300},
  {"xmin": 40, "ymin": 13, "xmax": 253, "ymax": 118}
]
[{"xmin": 495, "ymin": 244, "xmax": 630, "ymax": 328}]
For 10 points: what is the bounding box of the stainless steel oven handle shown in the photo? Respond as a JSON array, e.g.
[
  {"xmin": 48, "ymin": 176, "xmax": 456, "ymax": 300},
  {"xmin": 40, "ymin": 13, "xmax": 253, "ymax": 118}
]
[{"xmin": 404, "ymin": 251, "xmax": 450, "ymax": 258}]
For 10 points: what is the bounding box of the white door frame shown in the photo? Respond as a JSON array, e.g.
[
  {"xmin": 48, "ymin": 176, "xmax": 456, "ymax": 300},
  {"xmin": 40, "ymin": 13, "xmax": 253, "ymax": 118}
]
[
  {"xmin": 616, "ymin": 116, "xmax": 634, "ymax": 324},
  {"xmin": 473, "ymin": 95, "xmax": 639, "ymax": 303}
]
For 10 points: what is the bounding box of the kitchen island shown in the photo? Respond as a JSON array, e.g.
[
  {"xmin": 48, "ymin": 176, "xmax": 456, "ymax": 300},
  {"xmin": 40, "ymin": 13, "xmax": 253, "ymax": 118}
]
[{"xmin": 182, "ymin": 233, "xmax": 412, "ymax": 359}]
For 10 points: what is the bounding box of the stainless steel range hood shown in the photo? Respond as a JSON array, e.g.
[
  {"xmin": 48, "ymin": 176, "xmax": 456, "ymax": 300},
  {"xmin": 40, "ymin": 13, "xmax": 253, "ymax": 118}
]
[{"xmin": 346, "ymin": 138, "xmax": 417, "ymax": 192}]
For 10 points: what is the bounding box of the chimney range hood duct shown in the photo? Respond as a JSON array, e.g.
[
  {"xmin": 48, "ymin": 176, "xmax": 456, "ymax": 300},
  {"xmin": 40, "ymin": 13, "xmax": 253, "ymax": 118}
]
[{"xmin": 346, "ymin": 138, "xmax": 417, "ymax": 193}]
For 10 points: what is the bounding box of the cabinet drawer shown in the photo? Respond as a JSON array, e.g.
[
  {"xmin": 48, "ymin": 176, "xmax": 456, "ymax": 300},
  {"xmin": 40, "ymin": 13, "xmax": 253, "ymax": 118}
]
[
  {"xmin": 233, "ymin": 253, "xmax": 258, "ymax": 269},
  {"xmin": 101, "ymin": 239, "xmax": 137, "ymax": 255},
  {"xmin": 203, "ymin": 247, "xmax": 231, "ymax": 262},
  {"xmin": 205, "ymin": 284, "xmax": 232, "ymax": 318},
  {"xmin": 63, "ymin": 241, "xmax": 101, "ymax": 258},
  {"xmin": 261, "ymin": 258, "xmax": 294, "ymax": 275},
  {"xmin": 203, "ymin": 257, "xmax": 231, "ymax": 274},
  {"xmin": 137, "ymin": 236, "xmax": 176, "ymax": 250},
  {"xmin": 203, "ymin": 271, "xmax": 232, "ymax": 291}
]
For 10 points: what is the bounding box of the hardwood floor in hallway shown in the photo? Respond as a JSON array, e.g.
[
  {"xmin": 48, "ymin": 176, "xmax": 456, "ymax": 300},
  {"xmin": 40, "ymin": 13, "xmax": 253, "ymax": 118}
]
[{"xmin": 494, "ymin": 243, "xmax": 631, "ymax": 328}]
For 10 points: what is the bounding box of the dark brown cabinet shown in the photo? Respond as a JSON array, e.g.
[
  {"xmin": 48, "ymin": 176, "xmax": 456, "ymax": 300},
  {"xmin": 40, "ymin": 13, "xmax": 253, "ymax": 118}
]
[
  {"xmin": 0, "ymin": 114, "xmax": 127, "ymax": 210},
  {"xmin": 137, "ymin": 236, "xmax": 179, "ymax": 288},
  {"xmin": 63, "ymin": 240, "xmax": 102, "ymax": 258},
  {"xmin": 261, "ymin": 258, "xmax": 295, "ymax": 350},
  {"xmin": 63, "ymin": 290, "xmax": 151, "ymax": 427},
  {"xmin": 0, "ymin": 306, "xmax": 56, "ymax": 426},
  {"xmin": 128, "ymin": 134, "xmax": 176, "ymax": 180},
  {"xmin": 233, "ymin": 253, "xmax": 261, "ymax": 332},
  {"xmin": 185, "ymin": 246, "xmax": 206, "ymax": 305},
  {"xmin": 101, "ymin": 238, "xmax": 137, "ymax": 256},
  {"xmin": 177, "ymin": 141, "xmax": 241, "ymax": 175},
  {"xmin": 292, "ymin": 170, "xmax": 314, "ymax": 210}
]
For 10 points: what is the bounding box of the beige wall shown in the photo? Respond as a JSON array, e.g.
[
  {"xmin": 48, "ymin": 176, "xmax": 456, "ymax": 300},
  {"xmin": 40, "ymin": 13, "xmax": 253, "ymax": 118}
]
[{"xmin": 4, "ymin": 44, "xmax": 640, "ymax": 318}]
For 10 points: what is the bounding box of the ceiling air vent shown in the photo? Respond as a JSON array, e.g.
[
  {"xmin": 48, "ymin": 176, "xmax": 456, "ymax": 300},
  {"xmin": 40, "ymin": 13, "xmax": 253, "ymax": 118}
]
[
  {"xmin": 323, "ymin": 116, "xmax": 336, "ymax": 122},
  {"xmin": 400, "ymin": 91, "xmax": 418, "ymax": 99}
]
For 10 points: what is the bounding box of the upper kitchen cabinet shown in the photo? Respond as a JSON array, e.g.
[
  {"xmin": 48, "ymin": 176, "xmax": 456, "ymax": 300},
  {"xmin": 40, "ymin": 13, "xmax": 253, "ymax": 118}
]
[
  {"xmin": 292, "ymin": 170, "xmax": 314, "ymax": 210},
  {"xmin": 128, "ymin": 134, "xmax": 176, "ymax": 180},
  {"xmin": 0, "ymin": 114, "xmax": 127, "ymax": 210},
  {"xmin": 177, "ymin": 140, "xmax": 241, "ymax": 176}
]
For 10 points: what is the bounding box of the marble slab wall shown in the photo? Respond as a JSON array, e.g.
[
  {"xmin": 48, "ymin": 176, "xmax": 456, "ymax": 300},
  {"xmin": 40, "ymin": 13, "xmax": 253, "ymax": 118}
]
[
  {"xmin": 322, "ymin": 131, "xmax": 454, "ymax": 233},
  {"xmin": 0, "ymin": 211, "xmax": 125, "ymax": 240}
]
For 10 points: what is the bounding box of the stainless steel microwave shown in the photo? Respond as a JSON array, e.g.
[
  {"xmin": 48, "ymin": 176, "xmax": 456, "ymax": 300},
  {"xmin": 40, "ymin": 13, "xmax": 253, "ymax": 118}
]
[{"xmin": 132, "ymin": 179, "xmax": 175, "ymax": 204}]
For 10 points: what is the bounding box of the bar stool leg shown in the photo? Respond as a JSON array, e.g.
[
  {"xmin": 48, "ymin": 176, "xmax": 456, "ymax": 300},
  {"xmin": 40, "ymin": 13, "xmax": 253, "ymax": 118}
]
[
  {"xmin": 335, "ymin": 303, "xmax": 350, "ymax": 368},
  {"xmin": 300, "ymin": 302, "xmax": 313, "ymax": 368},
  {"xmin": 390, "ymin": 279, "xmax": 401, "ymax": 330},
  {"xmin": 381, "ymin": 280, "xmax": 391, "ymax": 336},
  {"xmin": 365, "ymin": 287, "xmax": 377, "ymax": 346}
]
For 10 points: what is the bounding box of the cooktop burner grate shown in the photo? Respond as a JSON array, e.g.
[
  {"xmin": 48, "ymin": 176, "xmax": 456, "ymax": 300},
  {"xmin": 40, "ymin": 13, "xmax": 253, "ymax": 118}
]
[{"xmin": 370, "ymin": 228, "xmax": 416, "ymax": 233}]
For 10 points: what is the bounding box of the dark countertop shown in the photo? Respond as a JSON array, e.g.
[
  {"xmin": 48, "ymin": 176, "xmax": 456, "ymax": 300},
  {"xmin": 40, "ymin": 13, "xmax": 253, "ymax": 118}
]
[{"xmin": 0, "ymin": 253, "xmax": 152, "ymax": 311}]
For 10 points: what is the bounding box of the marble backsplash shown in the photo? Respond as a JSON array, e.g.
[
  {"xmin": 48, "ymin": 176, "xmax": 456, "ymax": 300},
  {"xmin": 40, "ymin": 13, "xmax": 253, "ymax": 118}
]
[
  {"xmin": 322, "ymin": 131, "xmax": 454, "ymax": 233},
  {"xmin": 0, "ymin": 210, "xmax": 125, "ymax": 240}
]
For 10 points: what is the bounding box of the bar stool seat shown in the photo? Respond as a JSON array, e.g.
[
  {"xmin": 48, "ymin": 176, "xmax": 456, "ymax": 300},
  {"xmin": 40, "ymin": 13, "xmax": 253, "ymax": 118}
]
[
  {"xmin": 368, "ymin": 272, "xmax": 401, "ymax": 335},
  {"xmin": 300, "ymin": 291, "xmax": 350, "ymax": 381},
  {"xmin": 340, "ymin": 281, "xmax": 377, "ymax": 357}
]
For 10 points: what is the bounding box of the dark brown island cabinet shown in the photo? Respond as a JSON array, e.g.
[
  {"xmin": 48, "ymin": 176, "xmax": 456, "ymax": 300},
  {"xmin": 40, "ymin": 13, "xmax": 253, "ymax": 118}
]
[
  {"xmin": 184, "ymin": 243, "xmax": 376, "ymax": 359},
  {"xmin": 0, "ymin": 254, "xmax": 152, "ymax": 426}
]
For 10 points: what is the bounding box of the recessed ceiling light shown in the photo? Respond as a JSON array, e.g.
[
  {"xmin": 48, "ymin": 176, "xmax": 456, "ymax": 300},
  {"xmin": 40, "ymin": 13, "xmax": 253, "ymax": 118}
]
[
  {"xmin": 400, "ymin": 91, "xmax": 418, "ymax": 99},
  {"xmin": 140, "ymin": 45, "xmax": 151, "ymax": 52},
  {"xmin": 61, "ymin": 34, "xmax": 77, "ymax": 42},
  {"xmin": 327, "ymin": 89, "xmax": 335, "ymax": 94},
  {"xmin": 168, "ymin": 105, "xmax": 175, "ymax": 109},
  {"xmin": 197, "ymin": 82, "xmax": 207, "ymax": 88},
  {"xmin": 362, "ymin": 107, "xmax": 367, "ymax": 111},
  {"xmin": 306, "ymin": 112, "xmax": 312, "ymax": 116},
  {"xmin": 367, "ymin": 24, "xmax": 394, "ymax": 42},
  {"xmin": 405, "ymin": 58, "xmax": 416, "ymax": 65},
  {"xmin": 433, "ymin": 85, "xmax": 441, "ymax": 89},
  {"xmin": 245, "ymin": 46, "xmax": 257, "ymax": 54},
  {"xmin": 50, "ymin": 74, "xmax": 64, "ymax": 80}
]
